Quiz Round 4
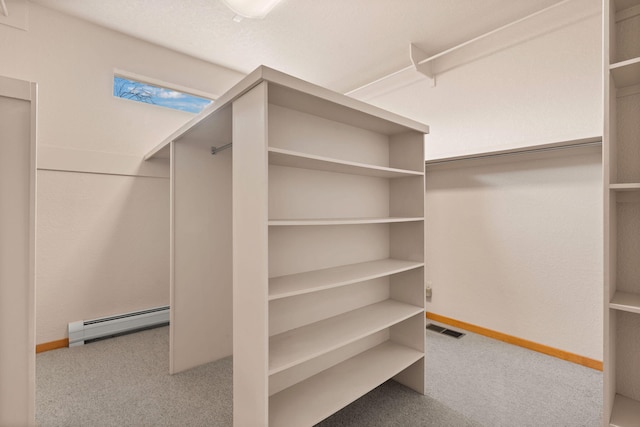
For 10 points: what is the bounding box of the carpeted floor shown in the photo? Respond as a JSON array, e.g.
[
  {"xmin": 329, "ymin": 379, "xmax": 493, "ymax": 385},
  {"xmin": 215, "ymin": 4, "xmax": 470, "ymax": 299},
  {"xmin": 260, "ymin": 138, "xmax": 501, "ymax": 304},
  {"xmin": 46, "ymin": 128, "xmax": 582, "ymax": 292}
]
[{"xmin": 36, "ymin": 324, "xmax": 602, "ymax": 426}]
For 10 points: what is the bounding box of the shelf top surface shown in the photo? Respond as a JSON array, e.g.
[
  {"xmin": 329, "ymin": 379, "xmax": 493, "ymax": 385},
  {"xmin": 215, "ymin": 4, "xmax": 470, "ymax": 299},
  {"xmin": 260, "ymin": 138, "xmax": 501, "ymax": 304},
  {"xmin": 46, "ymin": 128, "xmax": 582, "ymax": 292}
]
[
  {"xmin": 268, "ymin": 147, "xmax": 424, "ymax": 178},
  {"xmin": 269, "ymin": 299, "xmax": 423, "ymax": 374},
  {"xmin": 610, "ymin": 291, "xmax": 640, "ymax": 314},
  {"xmin": 269, "ymin": 341, "xmax": 423, "ymax": 426},
  {"xmin": 611, "ymin": 183, "xmax": 640, "ymax": 191},
  {"xmin": 611, "ymin": 394, "xmax": 640, "ymax": 427},
  {"xmin": 269, "ymin": 258, "xmax": 424, "ymax": 300},
  {"xmin": 610, "ymin": 57, "xmax": 640, "ymax": 89},
  {"xmin": 268, "ymin": 217, "xmax": 424, "ymax": 226},
  {"xmin": 145, "ymin": 66, "xmax": 429, "ymax": 160}
]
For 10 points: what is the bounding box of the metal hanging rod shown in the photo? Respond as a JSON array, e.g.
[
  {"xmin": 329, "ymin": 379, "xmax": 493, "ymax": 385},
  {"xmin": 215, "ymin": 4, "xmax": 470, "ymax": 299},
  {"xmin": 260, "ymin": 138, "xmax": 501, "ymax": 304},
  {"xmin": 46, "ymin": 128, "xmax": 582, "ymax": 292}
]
[
  {"xmin": 211, "ymin": 143, "xmax": 232, "ymax": 155},
  {"xmin": 426, "ymin": 139, "xmax": 602, "ymax": 166}
]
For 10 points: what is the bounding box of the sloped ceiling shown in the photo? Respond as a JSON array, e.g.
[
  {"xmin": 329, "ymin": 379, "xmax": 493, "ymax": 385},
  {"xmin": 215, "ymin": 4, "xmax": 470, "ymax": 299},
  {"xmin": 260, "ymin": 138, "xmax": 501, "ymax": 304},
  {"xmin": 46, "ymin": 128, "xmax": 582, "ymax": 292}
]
[{"xmin": 31, "ymin": 0, "xmax": 565, "ymax": 92}]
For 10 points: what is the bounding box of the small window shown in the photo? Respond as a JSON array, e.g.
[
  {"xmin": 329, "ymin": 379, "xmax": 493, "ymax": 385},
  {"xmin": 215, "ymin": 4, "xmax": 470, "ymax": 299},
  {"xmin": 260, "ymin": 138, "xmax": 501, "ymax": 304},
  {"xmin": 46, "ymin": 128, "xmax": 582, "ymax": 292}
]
[{"xmin": 113, "ymin": 75, "xmax": 212, "ymax": 114}]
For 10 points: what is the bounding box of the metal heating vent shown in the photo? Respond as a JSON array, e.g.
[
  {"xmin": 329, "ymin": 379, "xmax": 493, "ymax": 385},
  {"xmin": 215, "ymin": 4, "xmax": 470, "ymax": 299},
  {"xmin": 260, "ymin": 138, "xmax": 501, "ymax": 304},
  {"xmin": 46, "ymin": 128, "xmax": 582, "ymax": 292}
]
[
  {"xmin": 68, "ymin": 306, "xmax": 170, "ymax": 347},
  {"xmin": 426, "ymin": 323, "xmax": 465, "ymax": 339}
]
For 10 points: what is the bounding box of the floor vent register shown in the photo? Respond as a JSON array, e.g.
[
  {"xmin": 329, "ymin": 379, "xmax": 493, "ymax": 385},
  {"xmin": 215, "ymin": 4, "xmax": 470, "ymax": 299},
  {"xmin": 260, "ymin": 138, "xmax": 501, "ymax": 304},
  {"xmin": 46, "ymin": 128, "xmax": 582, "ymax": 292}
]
[{"xmin": 426, "ymin": 323, "xmax": 465, "ymax": 339}]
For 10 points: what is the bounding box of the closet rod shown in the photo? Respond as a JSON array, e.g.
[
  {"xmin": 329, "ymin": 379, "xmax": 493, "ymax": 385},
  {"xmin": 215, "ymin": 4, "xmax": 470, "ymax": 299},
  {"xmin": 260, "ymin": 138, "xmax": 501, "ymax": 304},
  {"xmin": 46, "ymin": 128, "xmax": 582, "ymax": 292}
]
[
  {"xmin": 211, "ymin": 143, "xmax": 232, "ymax": 155},
  {"xmin": 425, "ymin": 139, "xmax": 602, "ymax": 166}
]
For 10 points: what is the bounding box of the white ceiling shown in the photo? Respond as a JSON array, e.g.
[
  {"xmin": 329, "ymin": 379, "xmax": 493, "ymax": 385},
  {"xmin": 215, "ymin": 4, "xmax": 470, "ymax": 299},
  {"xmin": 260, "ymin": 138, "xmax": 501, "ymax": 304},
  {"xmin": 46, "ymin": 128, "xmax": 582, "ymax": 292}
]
[{"xmin": 31, "ymin": 0, "xmax": 565, "ymax": 93}]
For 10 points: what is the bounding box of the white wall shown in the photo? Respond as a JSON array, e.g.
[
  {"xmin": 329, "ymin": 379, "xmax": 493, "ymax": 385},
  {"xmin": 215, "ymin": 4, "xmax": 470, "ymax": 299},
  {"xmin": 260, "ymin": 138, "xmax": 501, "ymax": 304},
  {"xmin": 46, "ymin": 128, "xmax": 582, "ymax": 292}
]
[
  {"xmin": 362, "ymin": 14, "xmax": 603, "ymax": 359},
  {"xmin": 0, "ymin": 3, "xmax": 243, "ymax": 344},
  {"xmin": 426, "ymin": 149, "xmax": 602, "ymax": 360},
  {"xmin": 364, "ymin": 13, "xmax": 602, "ymax": 161}
]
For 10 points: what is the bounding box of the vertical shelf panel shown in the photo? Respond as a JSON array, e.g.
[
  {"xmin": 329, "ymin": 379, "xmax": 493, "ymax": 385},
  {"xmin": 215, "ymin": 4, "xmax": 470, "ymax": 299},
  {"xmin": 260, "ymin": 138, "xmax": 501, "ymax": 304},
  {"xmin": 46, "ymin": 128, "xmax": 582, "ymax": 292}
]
[
  {"xmin": 170, "ymin": 105, "xmax": 233, "ymax": 373},
  {"xmin": 232, "ymin": 82, "xmax": 270, "ymax": 426},
  {"xmin": 607, "ymin": 1, "xmax": 640, "ymax": 425},
  {"xmin": 0, "ymin": 78, "xmax": 36, "ymax": 426}
]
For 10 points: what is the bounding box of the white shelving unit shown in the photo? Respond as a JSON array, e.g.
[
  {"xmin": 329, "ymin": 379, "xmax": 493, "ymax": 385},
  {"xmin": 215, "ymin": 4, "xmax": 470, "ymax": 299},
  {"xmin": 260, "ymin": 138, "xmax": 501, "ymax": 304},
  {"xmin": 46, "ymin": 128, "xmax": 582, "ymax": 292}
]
[
  {"xmin": 145, "ymin": 66, "xmax": 428, "ymax": 426},
  {"xmin": 604, "ymin": 0, "xmax": 640, "ymax": 425}
]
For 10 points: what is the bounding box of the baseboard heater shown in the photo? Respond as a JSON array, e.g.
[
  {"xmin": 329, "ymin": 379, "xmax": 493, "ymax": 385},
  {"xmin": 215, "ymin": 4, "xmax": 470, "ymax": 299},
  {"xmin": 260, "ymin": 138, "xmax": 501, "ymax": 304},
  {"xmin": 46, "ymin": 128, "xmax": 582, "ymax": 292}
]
[{"xmin": 68, "ymin": 306, "xmax": 170, "ymax": 347}]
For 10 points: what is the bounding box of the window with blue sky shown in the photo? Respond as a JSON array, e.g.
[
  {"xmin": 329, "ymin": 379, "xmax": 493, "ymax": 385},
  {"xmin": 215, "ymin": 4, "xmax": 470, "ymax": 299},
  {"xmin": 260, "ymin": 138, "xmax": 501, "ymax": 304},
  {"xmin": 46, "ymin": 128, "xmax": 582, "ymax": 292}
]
[{"xmin": 113, "ymin": 75, "xmax": 212, "ymax": 114}]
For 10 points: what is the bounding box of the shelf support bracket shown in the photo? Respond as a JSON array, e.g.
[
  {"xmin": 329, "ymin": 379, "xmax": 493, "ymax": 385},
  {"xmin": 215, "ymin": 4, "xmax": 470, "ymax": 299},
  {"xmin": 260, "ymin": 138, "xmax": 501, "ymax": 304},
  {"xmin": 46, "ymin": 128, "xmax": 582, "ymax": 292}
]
[
  {"xmin": 410, "ymin": 44, "xmax": 435, "ymax": 87},
  {"xmin": 0, "ymin": 0, "xmax": 9, "ymax": 17}
]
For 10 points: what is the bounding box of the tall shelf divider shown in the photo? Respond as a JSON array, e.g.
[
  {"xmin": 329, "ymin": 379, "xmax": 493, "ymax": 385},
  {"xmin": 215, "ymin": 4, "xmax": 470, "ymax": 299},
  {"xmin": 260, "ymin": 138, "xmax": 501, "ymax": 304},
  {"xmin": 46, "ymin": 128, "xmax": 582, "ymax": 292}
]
[
  {"xmin": 604, "ymin": 0, "xmax": 640, "ymax": 425},
  {"xmin": 145, "ymin": 66, "xmax": 429, "ymax": 427}
]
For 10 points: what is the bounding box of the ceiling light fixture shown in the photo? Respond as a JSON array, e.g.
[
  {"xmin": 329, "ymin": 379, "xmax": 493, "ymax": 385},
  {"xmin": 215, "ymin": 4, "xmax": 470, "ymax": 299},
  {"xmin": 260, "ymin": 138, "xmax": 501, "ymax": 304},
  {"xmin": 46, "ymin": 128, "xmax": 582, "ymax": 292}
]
[{"xmin": 221, "ymin": 0, "xmax": 284, "ymax": 19}]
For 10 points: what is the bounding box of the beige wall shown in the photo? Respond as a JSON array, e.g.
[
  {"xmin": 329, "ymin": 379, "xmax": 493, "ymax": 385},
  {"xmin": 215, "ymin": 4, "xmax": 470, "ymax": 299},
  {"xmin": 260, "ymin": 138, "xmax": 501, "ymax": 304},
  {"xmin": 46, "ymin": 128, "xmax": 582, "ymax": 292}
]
[
  {"xmin": 426, "ymin": 149, "xmax": 602, "ymax": 360},
  {"xmin": 362, "ymin": 13, "xmax": 602, "ymax": 161},
  {"xmin": 361, "ymin": 14, "xmax": 604, "ymax": 359},
  {"xmin": 0, "ymin": 3, "xmax": 243, "ymax": 344}
]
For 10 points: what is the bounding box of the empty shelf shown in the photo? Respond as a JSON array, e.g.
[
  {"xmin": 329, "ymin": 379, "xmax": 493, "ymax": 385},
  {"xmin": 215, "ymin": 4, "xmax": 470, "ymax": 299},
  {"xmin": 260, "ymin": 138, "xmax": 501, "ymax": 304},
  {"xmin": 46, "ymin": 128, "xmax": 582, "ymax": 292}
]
[
  {"xmin": 269, "ymin": 340, "xmax": 423, "ymax": 427},
  {"xmin": 610, "ymin": 291, "xmax": 640, "ymax": 314},
  {"xmin": 268, "ymin": 217, "xmax": 424, "ymax": 226},
  {"xmin": 268, "ymin": 147, "xmax": 423, "ymax": 178},
  {"xmin": 611, "ymin": 183, "xmax": 640, "ymax": 191},
  {"xmin": 611, "ymin": 394, "xmax": 640, "ymax": 427},
  {"xmin": 269, "ymin": 258, "xmax": 424, "ymax": 300},
  {"xmin": 269, "ymin": 299, "xmax": 423, "ymax": 374},
  {"xmin": 610, "ymin": 57, "xmax": 640, "ymax": 88}
]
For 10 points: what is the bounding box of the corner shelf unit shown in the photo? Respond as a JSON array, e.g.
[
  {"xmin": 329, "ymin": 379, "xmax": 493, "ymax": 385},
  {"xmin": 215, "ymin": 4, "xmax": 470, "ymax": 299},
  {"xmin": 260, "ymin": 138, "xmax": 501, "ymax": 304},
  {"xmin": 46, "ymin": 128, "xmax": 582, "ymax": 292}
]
[
  {"xmin": 604, "ymin": 0, "xmax": 640, "ymax": 425},
  {"xmin": 145, "ymin": 66, "xmax": 429, "ymax": 426}
]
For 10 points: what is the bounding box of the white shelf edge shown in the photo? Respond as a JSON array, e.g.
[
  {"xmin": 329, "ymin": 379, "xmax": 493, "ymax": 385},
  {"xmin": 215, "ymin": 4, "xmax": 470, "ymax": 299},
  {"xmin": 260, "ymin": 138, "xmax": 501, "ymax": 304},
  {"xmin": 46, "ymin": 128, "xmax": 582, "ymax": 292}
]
[
  {"xmin": 610, "ymin": 57, "xmax": 640, "ymax": 89},
  {"xmin": 611, "ymin": 394, "xmax": 640, "ymax": 427},
  {"xmin": 269, "ymin": 341, "xmax": 423, "ymax": 427},
  {"xmin": 269, "ymin": 258, "xmax": 424, "ymax": 301},
  {"xmin": 268, "ymin": 300, "xmax": 423, "ymax": 375},
  {"xmin": 611, "ymin": 183, "xmax": 640, "ymax": 191},
  {"xmin": 425, "ymin": 136, "xmax": 602, "ymax": 165},
  {"xmin": 610, "ymin": 291, "xmax": 640, "ymax": 314},
  {"xmin": 268, "ymin": 147, "xmax": 423, "ymax": 178},
  {"xmin": 268, "ymin": 217, "xmax": 424, "ymax": 226}
]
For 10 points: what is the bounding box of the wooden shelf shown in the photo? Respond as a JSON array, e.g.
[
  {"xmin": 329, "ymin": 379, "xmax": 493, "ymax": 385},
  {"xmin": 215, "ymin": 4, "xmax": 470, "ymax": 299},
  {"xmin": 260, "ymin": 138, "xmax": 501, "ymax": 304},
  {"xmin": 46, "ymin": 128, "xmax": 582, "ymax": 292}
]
[
  {"xmin": 269, "ymin": 299, "xmax": 423, "ymax": 374},
  {"xmin": 611, "ymin": 183, "xmax": 640, "ymax": 191},
  {"xmin": 268, "ymin": 147, "xmax": 423, "ymax": 178},
  {"xmin": 268, "ymin": 217, "xmax": 424, "ymax": 226},
  {"xmin": 157, "ymin": 65, "xmax": 427, "ymax": 426},
  {"xmin": 611, "ymin": 394, "xmax": 640, "ymax": 426},
  {"xmin": 269, "ymin": 340, "xmax": 423, "ymax": 427},
  {"xmin": 610, "ymin": 57, "xmax": 640, "ymax": 89},
  {"xmin": 425, "ymin": 136, "xmax": 602, "ymax": 166},
  {"xmin": 611, "ymin": 291, "xmax": 640, "ymax": 314},
  {"xmin": 269, "ymin": 258, "xmax": 424, "ymax": 300}
]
